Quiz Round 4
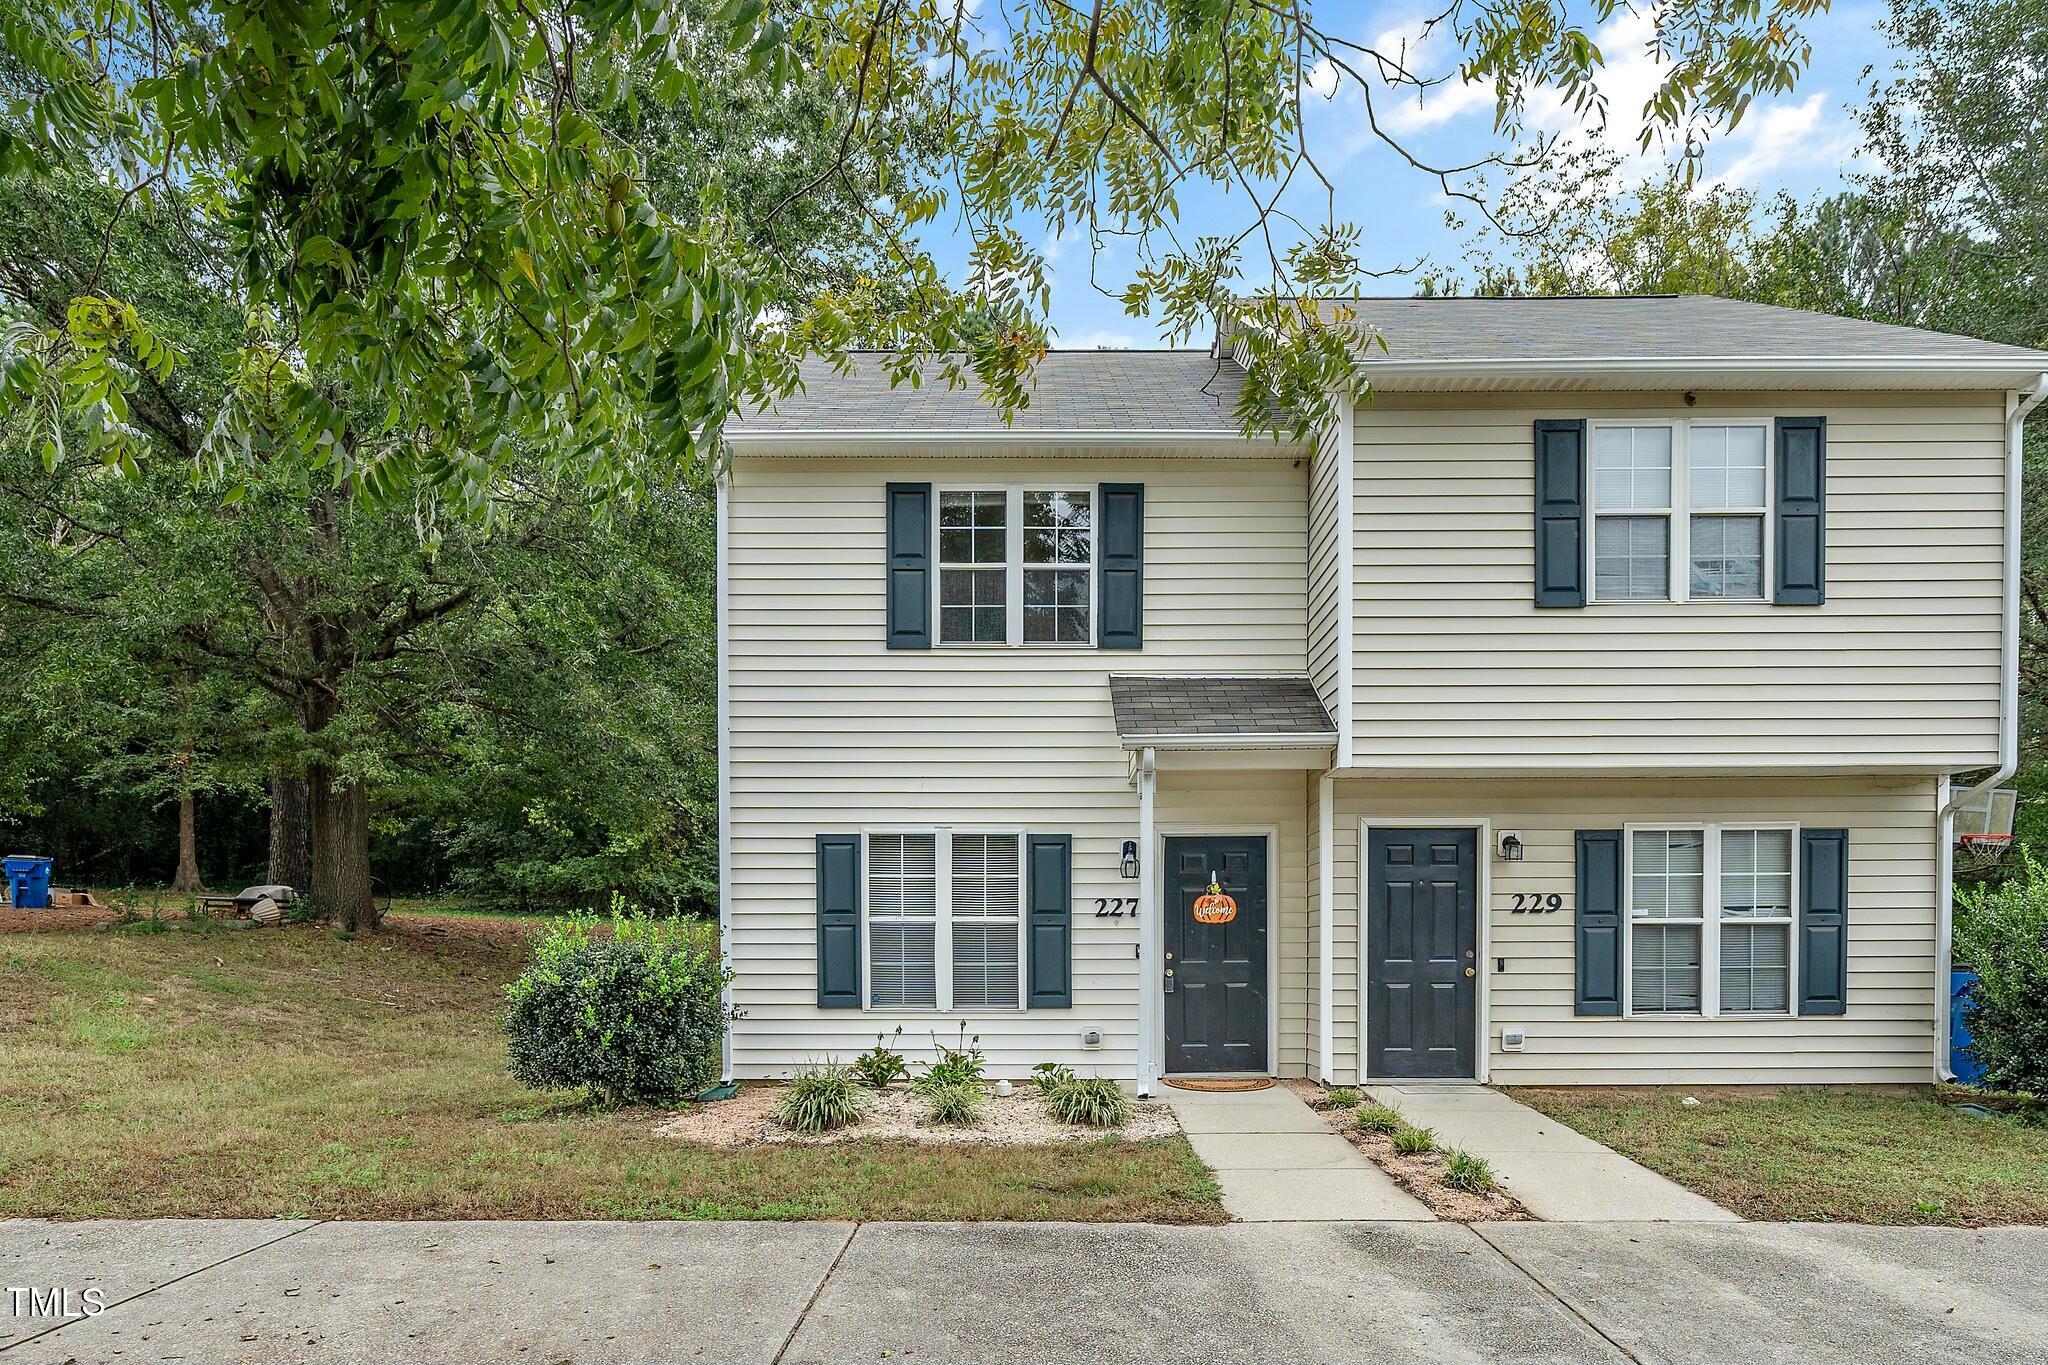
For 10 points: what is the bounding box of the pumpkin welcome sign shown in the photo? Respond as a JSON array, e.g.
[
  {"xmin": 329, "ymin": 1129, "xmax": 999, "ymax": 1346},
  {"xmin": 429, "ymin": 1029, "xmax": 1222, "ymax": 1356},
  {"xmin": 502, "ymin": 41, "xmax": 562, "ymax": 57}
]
[{"xmin": 1192, "ymin": 880, "xmax": 1238, "ymax": 924}]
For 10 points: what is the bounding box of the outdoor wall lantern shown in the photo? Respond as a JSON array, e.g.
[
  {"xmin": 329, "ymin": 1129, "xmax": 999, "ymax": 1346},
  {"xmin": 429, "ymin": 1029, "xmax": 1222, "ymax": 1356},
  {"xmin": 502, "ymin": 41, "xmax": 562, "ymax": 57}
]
[
  {"xmin": 1498, "ymin": 831, "xmax": 1525, "ymax": 862},
  {"xmin": 1120, "ymin": 840, "xmax": 1139, "ymax": 879}
]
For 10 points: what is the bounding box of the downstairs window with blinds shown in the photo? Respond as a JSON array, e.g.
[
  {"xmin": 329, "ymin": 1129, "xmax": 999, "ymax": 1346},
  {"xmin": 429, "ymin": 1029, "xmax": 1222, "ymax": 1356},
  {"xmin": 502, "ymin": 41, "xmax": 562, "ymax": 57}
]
[
  {"xmin": 1626, "ymin": 824, "xmax": 1796, "ymax": 1018},
  {"xmin": 866, "ymin": 831, "xmax": 1023, "ymax": 1012}
]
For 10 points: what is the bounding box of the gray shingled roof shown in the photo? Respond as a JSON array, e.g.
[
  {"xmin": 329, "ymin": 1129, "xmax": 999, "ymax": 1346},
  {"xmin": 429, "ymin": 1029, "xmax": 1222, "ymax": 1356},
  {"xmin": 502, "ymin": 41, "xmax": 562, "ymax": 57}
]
[
  {"xmin": 1109, "ymin": 674, "xmax": 1336, "ymax": 743},
  {"xmin": 1317, "ymin": 295, "xmax": 2048, "ymax": 365},
  {"xmin": 732, "ymin": 351, "xmax": 1248, "ymax": 433}
]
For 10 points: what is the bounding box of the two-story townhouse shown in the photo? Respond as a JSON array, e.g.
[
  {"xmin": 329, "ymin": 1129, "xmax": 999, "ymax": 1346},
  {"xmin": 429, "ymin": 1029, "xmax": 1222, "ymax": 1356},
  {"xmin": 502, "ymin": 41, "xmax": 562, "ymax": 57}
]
[{"xmin": 718, "ymin": 295, "xmax": 2048, "ymax": 1091}]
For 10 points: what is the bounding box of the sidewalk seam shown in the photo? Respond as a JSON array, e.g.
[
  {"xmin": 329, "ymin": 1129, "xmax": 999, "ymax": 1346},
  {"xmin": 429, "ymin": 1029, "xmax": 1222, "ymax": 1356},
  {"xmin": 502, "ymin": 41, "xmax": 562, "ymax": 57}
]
[
  {"xmin": 1464, "ymin": 1223, "xmax": 1642, "ymax": 1365},
  {"xmin": 769, "ymin": 1221, "xmax": 858, "ymax": 1365},
  {"xmin": 0, "ymin": 1219, "xmax": 327, "ymax": 1356}
]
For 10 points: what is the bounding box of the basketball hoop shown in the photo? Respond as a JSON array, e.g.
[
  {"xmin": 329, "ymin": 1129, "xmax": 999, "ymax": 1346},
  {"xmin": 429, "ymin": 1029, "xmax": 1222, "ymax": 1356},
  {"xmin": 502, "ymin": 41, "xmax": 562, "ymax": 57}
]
[{"xmin": 1959, "ymin": 833, "xmax": 2014, "ymax": 870}]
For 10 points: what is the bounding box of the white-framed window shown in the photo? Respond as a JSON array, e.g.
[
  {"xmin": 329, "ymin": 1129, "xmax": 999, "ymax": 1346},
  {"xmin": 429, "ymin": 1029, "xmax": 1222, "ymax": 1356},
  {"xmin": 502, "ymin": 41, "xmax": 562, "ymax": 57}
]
[
  {"xmin": 937, "ymin": 491, "xmax": 1009, "ymax": 645},
  {"xmin": 1624, "ymin": 823, "xmax": 1797, "ymax": 1018},
  {"xmin": 1590, "ymin": 420, "xmax": 1771, "ymax": 603},
  {"xmin": 864, "ymin": 829, "xmax": 1024, "ymax": 1011},
  {"xmin": 935, "ymin": 487, "xmax": 1094, "ymax": 646}
]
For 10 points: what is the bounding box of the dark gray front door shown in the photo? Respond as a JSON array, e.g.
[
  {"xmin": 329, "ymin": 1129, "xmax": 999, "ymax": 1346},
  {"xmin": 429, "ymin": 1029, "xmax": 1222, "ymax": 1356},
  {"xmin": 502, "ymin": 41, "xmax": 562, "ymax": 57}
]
[
  {"xmin": 1366, "ymin": 828, "xmax": 1478, "ymax": 1079},
  {"xmin": 1164, "ymin": 836, "xmax": 1268, "ymax": 1074}
]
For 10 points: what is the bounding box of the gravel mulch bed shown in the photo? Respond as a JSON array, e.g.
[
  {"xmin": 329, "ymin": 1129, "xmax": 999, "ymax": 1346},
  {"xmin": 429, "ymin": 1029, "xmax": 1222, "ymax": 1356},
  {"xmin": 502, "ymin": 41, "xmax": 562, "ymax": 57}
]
[
  {"xmin": 1286, "ymin": 1080, "xmax": 1531, "ymax": 1222},
  {"xmin": 656, "ymin": 1083, "xmax": 1181, "ymax": 1147}
]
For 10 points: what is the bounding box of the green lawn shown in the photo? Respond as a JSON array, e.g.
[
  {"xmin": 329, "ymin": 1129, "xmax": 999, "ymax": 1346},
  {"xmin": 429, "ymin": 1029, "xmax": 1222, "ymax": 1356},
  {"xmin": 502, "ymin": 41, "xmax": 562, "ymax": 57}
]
[
  {"xmin": 0, "ymin": 919, "xmax": 1222, "ymax": 1223},
  {"xmin": 1515, "ymin": 1087, "xmax": 2048, "ymax": 1226}
]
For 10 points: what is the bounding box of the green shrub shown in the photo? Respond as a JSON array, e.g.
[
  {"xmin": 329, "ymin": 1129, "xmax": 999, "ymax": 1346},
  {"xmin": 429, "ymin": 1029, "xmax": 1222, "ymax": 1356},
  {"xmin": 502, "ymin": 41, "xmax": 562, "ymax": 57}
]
[
  {"xmin": 914, "ymin": 1023, "xmax": 986, "ymax": 1092},
  {"xmin": 1325, "ymin": 1086, "xmax": 1360, "ymax": 1108},
  {"xmin": 1390, "ymin": 1125, "xmax": 1436, "ymax": 1155},
  {"xmin": 1444, "ymin": 1148, "xmax": 1497, "ymax": 1193},
  {"xmin": 1044, "ymin": 1077, "xmax": 1132, "ymax": 1128},
  {"xmin": 1031, "ymin": 1061, "xmax": 1078, "ymax": 1091},
  {"xmin": 1352, "ymin": 1103, "xmax": 1405, "ymax": 1134},
  {"xmin": 502, "ymin": 909, "xmax": 731, "ymax": 1106},
  {"xmin": 777, "ymin": 1065, "xmax": 869, "ymax": 1133},
  {"xmin": 1957, "ymin": 855, "xmax": 2048, "ymax": 1096},
  {"xmin": 922, "ymin": 1081, "xmax": 985, "ymax": 1126},
  {"xmin": 852, "ymin": 1029, "xmax": 909, "ymax": 1089}
]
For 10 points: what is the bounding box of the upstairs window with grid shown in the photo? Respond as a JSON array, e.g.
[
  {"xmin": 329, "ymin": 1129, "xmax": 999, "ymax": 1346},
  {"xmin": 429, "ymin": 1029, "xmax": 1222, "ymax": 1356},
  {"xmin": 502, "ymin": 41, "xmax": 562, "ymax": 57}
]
[
  {"xmin": 938, "ymin": 491, "xmax": 1008, "ymax": 644},
  {"xmin": 1023, "ymin": 491, "xmax": 1092, "ymax": 644},
  {"xmin": 1590, "ymin": 421, "xmax": 1771, "ymax": 603}
]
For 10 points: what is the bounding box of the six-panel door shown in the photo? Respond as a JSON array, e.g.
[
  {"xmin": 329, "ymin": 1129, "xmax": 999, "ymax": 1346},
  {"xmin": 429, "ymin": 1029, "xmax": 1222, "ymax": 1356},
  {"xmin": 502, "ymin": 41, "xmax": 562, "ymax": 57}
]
[
  {"xmin": 1163, "ymin": 836, "xmax": 1269, "ymax": 1074},
  {"xmin": 1365, "ymin": 828, "xmax": 1478, "ymax": 1079}
]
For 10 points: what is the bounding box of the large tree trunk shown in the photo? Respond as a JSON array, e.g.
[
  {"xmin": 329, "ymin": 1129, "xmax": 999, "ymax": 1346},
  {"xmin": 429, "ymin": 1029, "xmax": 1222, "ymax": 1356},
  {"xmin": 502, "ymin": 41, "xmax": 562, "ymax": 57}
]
[
  {"xmin": 267, "ymin": 777, "xmax": 311, "ymax": 890},
  {"xmin": 308, "ymin": 765, "xmax": 377, "ymax": 931},
  {"xmin": 170, "ymin": 789, "xmax": 202, "ymax": 893}
]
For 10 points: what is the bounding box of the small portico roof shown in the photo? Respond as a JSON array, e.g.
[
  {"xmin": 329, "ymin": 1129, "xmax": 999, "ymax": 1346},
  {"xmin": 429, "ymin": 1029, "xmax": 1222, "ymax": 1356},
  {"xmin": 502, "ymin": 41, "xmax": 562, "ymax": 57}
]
[{"xmin": 1109, "ymin": 674, "xmax": 1337, "ymax": 749}]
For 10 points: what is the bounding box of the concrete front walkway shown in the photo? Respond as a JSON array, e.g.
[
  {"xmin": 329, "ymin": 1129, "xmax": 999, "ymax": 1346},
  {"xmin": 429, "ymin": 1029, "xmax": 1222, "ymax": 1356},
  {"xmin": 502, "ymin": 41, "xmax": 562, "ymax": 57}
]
[
  {"xmin": 1369, "ymin": 1083, "xmax": 1739, "ymax": 1222},
  {"xmin": 6, "ymin": 1218, "xmax": 2047, "ymax": 1364},
  {"xmin": 1160, "ymin": 1083, "xmax": 1431, "ymax": 1221}
]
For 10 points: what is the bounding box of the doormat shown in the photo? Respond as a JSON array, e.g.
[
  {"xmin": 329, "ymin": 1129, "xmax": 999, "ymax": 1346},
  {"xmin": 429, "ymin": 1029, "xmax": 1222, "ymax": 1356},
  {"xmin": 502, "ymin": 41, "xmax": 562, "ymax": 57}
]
[{"xmin": 1164, "ymin": 1077, "xmax": 1274, "ymax": 1093}]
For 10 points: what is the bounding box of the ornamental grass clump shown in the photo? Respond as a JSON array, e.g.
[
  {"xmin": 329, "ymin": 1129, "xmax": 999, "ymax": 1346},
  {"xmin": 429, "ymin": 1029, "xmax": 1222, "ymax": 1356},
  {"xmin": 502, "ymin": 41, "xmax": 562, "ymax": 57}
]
[
  {"xmin": 1325, "ymin": 1086, "xmax": 1361, "ymax": 1108},
  {"xmin": 1444, "ymin": 1148, "xmax": 1498, "ymax": 1194},
  {"xmin": 1045, "ymin": 1077, "xmax": 1133, "ymax": 1128},
  {"xmin": 502, "ymin": 908, "xmax": 730, "ymax": 1107},
  {"xmin": 776, "ymin": 1064, "xmax": 869, "ymax": 1133},
  {"xmin": 1352, "ymin": 1102, "xmax": 1405, "ymax": 1135},
  {"xmin": 1390, "ymin": 1124, "xmax": 1437, "ymax": 1155},
  {"xmin": 922, "ymin": 1081, "xmax": 986, "ymax": 1126}
]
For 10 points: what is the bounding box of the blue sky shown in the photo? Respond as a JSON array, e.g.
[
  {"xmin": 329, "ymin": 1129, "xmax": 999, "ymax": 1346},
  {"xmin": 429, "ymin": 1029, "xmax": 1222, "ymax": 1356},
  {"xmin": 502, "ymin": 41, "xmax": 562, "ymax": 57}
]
[{"xmin": 924, "ymin": 2, "xmax": 1894, "ymax": 348}]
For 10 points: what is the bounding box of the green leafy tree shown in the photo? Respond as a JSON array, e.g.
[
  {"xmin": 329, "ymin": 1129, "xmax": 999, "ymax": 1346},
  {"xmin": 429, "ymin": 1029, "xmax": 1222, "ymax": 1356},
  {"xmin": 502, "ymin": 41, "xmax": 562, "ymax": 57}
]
[{"xmin": 0, "ymin": 0, "xmax": 1833, "ymax": 478}]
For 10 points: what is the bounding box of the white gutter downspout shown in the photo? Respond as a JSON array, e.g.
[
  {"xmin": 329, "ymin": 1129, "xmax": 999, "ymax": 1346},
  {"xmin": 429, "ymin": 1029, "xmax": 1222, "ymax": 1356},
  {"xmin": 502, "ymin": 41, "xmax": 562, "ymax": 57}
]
[
  {"xmin": 1317, "ymin": 772, "xmax": 1335, "ymax": 1083},
  {"xmin": 1136, "ymin": 747, "xmax": 1158, "ymax": 1095},
  {"xmin": 715, "ymin": 472, "xmax": 735, "ymax": 1085},
  {"xmin": 1934, "ymin": 372, "xmax": 2048, "ymax": 1081}
]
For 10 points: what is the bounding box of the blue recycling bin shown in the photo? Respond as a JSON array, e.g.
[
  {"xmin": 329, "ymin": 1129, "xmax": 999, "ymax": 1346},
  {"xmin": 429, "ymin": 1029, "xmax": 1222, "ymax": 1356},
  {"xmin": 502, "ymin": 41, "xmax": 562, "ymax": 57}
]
[
  {"xmin": 4, "ymin": 855, "xmax": 52, "ymax": 910},
  {"xmin": 1951, "ymin": 969, "xmax": 1987, "ymax": 1086}
]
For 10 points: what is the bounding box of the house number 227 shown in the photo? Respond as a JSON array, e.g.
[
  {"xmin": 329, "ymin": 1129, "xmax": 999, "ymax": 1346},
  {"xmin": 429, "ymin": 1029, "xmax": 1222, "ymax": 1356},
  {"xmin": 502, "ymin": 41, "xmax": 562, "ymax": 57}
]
[{"xmin": 1094, "ymin": 898, "xmax": 1137, "ymax": 918}]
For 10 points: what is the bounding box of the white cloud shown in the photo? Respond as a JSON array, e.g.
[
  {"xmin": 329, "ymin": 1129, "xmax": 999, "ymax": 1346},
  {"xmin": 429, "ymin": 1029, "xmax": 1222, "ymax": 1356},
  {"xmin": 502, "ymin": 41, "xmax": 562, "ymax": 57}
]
[
  {"xmin": 1707, "ymin": 94, "xmax": 1858, "ymax": 189},
  {"xmin": 1059, "ymin": 328, "xmax": 1139, "ymax": 349}
]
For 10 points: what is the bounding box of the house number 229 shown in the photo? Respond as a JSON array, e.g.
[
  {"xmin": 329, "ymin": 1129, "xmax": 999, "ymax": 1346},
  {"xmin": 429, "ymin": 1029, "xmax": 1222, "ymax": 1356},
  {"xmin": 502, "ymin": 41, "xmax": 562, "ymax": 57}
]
[
  {"xmin": 1094, "ymin": 898, "xmax": 1137, "ymax": 917},
  {"xmin": 1508, "ymin": 893, "xmax": 1565, "ymax": 914}
]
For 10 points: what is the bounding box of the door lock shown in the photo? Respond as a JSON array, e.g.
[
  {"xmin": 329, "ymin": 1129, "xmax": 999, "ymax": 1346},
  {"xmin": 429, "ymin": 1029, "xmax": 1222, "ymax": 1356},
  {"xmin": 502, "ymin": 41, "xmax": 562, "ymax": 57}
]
[{"xmin": 1464, "ymin": 967, "xmax": 1476, "ymax": 978}]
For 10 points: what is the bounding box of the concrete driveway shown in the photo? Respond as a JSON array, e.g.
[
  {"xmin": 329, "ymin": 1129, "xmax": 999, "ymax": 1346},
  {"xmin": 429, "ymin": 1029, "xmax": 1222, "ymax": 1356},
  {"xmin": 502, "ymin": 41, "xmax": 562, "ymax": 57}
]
[{"xmin": 4, "ymin": 1217, "xmax": 2045, "ymax": 1364}]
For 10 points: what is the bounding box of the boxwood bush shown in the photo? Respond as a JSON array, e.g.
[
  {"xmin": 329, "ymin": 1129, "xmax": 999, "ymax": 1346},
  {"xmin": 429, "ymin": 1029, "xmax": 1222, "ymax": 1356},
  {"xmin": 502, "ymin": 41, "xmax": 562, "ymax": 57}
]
[
  {"xmin": 503, "ymin": 909, "xmax": 731, "ymax": 1106},
  {"xmin": 1956, "ymin": 855, "xmax": 2048, "ymax": 1096}
]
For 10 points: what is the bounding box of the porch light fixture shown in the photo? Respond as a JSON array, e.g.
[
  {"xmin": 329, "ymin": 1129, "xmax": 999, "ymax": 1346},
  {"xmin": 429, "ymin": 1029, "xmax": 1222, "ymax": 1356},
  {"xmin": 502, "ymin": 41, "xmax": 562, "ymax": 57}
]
[
  {"xmin": 1120, "ymin": 840, "xmax": 1139, "ymax": 879},
  {"xmin": 1498, "ymin": 831, "xmax": 1525, "ymax": 862}
]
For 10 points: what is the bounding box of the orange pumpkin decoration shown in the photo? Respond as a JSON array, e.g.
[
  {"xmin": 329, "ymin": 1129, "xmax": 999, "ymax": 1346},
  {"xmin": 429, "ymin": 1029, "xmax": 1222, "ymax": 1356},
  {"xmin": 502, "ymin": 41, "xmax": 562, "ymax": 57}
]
[{"xmin": 1192, "ymin": 880, "xmax": 1238, "ymax": 924}]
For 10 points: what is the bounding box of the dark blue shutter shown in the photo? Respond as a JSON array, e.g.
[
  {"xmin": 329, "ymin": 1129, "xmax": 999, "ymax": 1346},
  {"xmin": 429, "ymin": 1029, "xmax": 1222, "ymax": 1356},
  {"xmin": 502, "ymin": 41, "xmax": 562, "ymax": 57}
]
[
  {"xmin": 1798, "ymin": 828, "xmax": 1848, "ymax": 1015},
  {"xmin": 1775, "ymin": 417, "xmax": 1826, "ymax": 605},
  {"xmin": 1534, "ymin": 420, "xmax": 1588, "ymax": 607},
  {"xmin": 1575, "ymin": 830, "xmax": 1623, "ymax": 1016},
  {"xmin": 816, "ymin": 834, "xmax": 862, "ymax": 1008},
  {"xmin": 1026, "ymin": 834, "xmax": 1073, "ymax": 1007},
  {"xmin": 885, "ymin": 482, "xmax": 932, "ymax": 648},
  {"xmin": 1097, "ymin": 484, "xmax": 1144, "ymax": 649}
]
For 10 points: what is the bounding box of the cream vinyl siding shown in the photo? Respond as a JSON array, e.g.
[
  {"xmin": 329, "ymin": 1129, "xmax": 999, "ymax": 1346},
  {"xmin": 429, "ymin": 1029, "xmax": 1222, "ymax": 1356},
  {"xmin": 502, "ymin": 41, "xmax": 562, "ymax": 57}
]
[
  {"xmin": 1350, "ymin": 391, "xmax": 2006, "ymax": 772},
  {"xmin": 725, "ymin": 452, "xmax": 1308, "ymax": 1078},
  {"xmin": 1331, "ymin": 776, "xmax": 1938, "ymax": 1086},
  {"xmin": 1306, "ymin": 409, "xmax": 1344, "ymax": 715}
]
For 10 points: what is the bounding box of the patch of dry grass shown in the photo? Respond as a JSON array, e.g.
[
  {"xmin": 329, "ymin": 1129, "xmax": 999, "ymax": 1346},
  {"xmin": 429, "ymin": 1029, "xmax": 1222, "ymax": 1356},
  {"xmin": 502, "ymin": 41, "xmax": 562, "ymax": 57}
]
[
  {"xmin": 1515, "ymin": 1086, "xmax": 2048, "ymax": 1226},
  {"xmin": 0, "ymin": 921, "xmax": 1222, "ymax": 1223}
]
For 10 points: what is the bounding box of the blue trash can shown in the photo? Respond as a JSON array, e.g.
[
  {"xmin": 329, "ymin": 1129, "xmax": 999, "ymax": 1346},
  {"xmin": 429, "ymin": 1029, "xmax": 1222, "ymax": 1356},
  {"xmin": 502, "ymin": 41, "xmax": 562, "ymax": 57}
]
[
  {"xmin": 1951, "ymin": 969, "xmax": 1987, "ymax": 1086},
  {"xmin": 3, "ymin": 855, "xmax": 52, "ymax": 910}
]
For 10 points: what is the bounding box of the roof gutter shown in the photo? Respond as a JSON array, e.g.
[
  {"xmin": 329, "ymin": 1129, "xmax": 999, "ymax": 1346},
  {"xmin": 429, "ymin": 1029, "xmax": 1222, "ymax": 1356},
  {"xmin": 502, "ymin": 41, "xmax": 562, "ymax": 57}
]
[
  {"xmin": 724, "ymin": 428, "xmax": 1292, "ymax": 455},
  {"xmin": 1117, "ymin": 732, "xmax": 1339, "ymax": 749},
  {"xmin": 1933, "ymin": 370, "xmax": 2048, "ymax": 1083},
  {"xmin": 1354, "ymin": 355, "xmax": 2048, "ymax": 381}
]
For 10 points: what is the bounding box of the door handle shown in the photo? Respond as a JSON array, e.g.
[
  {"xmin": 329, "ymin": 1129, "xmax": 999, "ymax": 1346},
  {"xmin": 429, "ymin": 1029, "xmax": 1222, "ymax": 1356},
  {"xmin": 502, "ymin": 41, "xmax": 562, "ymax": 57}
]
[{"xmin": 1164, "ymin": 969, "xmax": 1175, "ymax": 994}]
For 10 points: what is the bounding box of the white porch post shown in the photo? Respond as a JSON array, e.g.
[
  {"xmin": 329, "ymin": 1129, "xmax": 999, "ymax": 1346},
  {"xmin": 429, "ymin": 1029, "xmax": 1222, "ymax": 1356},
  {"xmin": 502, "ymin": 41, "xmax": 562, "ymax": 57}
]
[
  {"xmin": 1318, "ymin": 771, "xmax": 1335, "ymax": 1084},
  {"xmin": 1136, "ymin": 747, "xmax": 1158, "ymax": 1094}
]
